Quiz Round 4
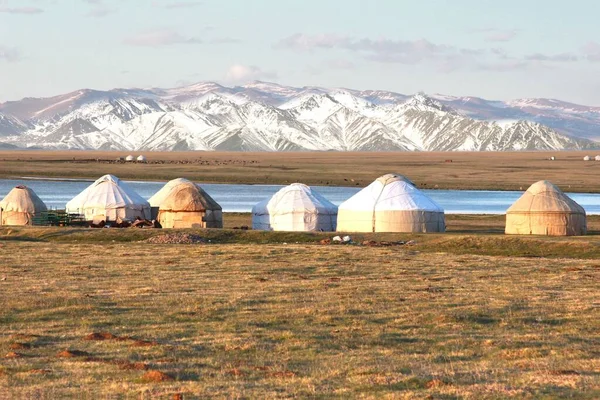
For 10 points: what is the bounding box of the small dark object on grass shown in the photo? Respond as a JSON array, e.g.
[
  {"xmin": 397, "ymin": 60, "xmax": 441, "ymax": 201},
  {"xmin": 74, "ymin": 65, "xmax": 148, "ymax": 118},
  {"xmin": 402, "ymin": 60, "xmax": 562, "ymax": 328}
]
[
  {"xmin": 361, "ymin": 240, "xmax": 407, "ymax": 247},
  {"xmin": 84, "ymin": 332, "xmax": 117, "ymax": 341},
  {"xmin": 132, "ymin": 218, "xmax": 153, "ymax": 228}
]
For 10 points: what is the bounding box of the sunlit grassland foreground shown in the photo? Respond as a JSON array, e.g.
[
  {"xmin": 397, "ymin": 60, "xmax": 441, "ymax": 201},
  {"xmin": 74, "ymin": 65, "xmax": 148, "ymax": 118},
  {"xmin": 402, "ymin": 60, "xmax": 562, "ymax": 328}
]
[{"xmin": 0, "ymin": 222, "xmax": 599, "ymax": 398}]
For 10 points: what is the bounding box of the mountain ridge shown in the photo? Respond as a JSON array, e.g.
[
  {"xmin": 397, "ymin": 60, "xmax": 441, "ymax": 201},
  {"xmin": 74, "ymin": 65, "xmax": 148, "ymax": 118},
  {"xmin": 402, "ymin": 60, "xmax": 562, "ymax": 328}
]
[{"xmin": 0, "ymin": 81, "xmax": 598, "ymax": 152}]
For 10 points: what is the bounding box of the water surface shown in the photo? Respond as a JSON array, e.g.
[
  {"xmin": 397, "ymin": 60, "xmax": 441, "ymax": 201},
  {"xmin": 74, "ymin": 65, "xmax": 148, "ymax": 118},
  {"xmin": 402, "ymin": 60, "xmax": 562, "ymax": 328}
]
[{"xmin": 1, "ymin": 178, "xmax": 599, "ymax": 214}]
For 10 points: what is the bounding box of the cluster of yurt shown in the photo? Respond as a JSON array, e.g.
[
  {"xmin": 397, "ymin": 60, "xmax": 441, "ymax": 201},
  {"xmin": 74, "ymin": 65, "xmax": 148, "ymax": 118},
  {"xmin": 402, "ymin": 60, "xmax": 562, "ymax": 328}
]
[
  {"xmin": 0, "ymin": 173, "xmax": 589, "ymax": 237},
  {"xmin": 251, "ymin": 174, "xmax": 445, "ymax": 233},
  {"xmin": 0, "ymin": 185, "xmax": 47, "ymax": 226},
  {"xmin": 124, "ymin": 155, "xmax": 147, "ymax": 163}
]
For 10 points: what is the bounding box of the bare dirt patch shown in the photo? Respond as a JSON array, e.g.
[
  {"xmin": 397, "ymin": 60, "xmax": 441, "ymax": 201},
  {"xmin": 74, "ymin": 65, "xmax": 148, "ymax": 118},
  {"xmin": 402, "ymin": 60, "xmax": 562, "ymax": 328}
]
[
  {"xmin": 9, "ymin": 343, "xmax": 31, "ymax": 350},
  {"xmin": 141, "ymin": 370, "xmax": 174, "ymax": 382},
  {"xmin": 56, "ymin": 350, "xmax": 92, "ymax": 358}
]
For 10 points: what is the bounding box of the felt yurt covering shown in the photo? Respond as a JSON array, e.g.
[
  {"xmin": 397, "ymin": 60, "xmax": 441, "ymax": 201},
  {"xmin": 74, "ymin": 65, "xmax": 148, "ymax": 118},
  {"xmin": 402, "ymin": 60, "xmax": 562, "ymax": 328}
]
[
  {"xmin": 154, "ymin": 180, "xmax": 222, "ymax": 229},
  {"xmin": 252, "ymin": 183, "xmax": 338, "ymax": 231},
  {"xmin": 505, "ymin": 180, "xmax": 586, "ymax": 236},
  {"xmin": 0, "ymin": 185, "xmax": 47, "ymax": 226},
  {"xmin": 149, "ymin": 178, "xmax": 191, "ymax": 219},
  {"xmin": 65, "ymin": 174, "xmax": 150, "ymax": 222},
  {"xmin": 337, "ymin": 174, "xmax": 445, "ymax": 233}
]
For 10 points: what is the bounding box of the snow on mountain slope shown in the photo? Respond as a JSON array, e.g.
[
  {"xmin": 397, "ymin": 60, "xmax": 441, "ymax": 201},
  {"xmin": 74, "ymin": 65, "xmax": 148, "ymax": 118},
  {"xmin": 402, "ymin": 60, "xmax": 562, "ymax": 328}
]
[
  {"xmin": 1, "ymin": 81, "xmax": 598, "ymax": 151},
  {"xmin": 381, "ymin": 95, "xmax": 592, "ymax": 151},
  {"xmin": 0, "ymin": 112, "xmax": 28, "ymax": 136}
]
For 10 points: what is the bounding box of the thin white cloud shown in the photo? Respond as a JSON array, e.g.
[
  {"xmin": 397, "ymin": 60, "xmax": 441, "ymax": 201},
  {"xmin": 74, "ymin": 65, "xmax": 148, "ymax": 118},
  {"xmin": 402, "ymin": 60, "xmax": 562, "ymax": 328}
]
[
  {"xmin": 0, "ymin": 46, "xmax": 20, "ymax": 62},
  {"xmin": 0, "ymin": 6, "xmax": 43, "ymax": 14},
  {"xmin": 477, "ymin": 61, "xmax": 528, "ymax": 71},
  {"xmin": 225, "ymin": 64, "xmax": 278, "ymax": 84},
  {"xmin": 472, "ymin": 28, "xmax": 519, "ymax": 43},
  {"xmin": 275, "ymin": 32, "xmax": 600, "ymax": 73},
  {"xmin": 275, "ymin": 33, "xmax": 476, "ymax": 66},
  {"xmin": 86, "ymin": 6, "xmax": 115, "ymax": 18},
  {"xmin": 124, "ymin": 29, "xmax": 202, "ymax": 47},
  {"xmin": 525, "ymin": 53, "xmax": 579, "ymax": 62}
]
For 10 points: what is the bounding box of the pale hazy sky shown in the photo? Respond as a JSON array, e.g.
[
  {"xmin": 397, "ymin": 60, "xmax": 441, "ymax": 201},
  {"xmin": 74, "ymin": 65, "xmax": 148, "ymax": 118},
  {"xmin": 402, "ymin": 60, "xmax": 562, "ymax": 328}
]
[{"xmin": 1, "ymin": 0, "xmax": 600, "ymax": 104}]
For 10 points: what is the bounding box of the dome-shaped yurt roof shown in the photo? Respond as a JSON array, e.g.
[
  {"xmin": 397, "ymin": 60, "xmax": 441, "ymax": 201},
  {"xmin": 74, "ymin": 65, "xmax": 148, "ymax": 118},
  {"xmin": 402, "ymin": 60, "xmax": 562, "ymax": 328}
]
[
  {"xmin": 252, "ymin": 183, "xmax": 338, "ymax": 231},
  {"xmin": 66, "ymin": 174, "xmax": 150, "ymax": 221},
  {"xmin": 584, "ymin": 155, "xmax": 591, "ymax": 161},
  {"xmin": 149, "ymin": 178, "xmax": 193, "ymax": 208},
  {"xmin": 337, "ymin": 174, "xmax": 444, "ymax": 233},
  {"xmin": 595, "ymin": 155, "xmax": 600, "ymax": 161},
  {"xmin": 159, "ymin": 182, "xmax": 222, "ymax": 213},
  {"xmin": 0, "ymin": 185, "xmax": 47, "ymax": 225},
  {"xmin": 125, "ymin": 155, "xmax": 135, "ymax": 162},
  {"xmin": 137, "ymin": 155, "xmax": 147, "ymax": 162},
  {"xmin": 376, "ymin": 173, "xmax": 415, "ymax": 187},
  {"xmin": 156, "ymin": 180, "xmax": 222, "ymax": 228},
  {"xmin": 505, "ymin": 180, "xmax": 586, "ymax": 236}
]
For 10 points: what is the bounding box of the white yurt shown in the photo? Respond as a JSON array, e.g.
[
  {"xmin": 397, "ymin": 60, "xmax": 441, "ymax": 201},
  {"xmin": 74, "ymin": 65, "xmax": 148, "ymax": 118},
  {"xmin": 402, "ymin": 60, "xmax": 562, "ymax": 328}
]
[
  {"xmin": 584, "ymin": 155, "xmax": 591, "ymax": 161},
  {"xmin": 505, "ymin": 180, "xmax": 586, "ymax": 236},
  {"xmin": 66, "ymin": 174, "xmax": 150, "ymax": 222},
  {"xmin": 0, "ymin": 185, "xmax": 47, "ymax": 226},
  {"xmin": 125, "ymin": 155, "xmax": 135, "ymax": 162},
  {"xmin": 595, "ymin": 155, "xmax": 600, "ymax": 161},
  {"xmin": 337, "ymin": 174, "xmax": 445, "ymax": 233},
  {"xmin": 137, "ymin": 155, "xmax": 147, "ymax": 163},
  {"xmin": 252, "ymin": 183, "xmax": 338, "ymax": 231}
]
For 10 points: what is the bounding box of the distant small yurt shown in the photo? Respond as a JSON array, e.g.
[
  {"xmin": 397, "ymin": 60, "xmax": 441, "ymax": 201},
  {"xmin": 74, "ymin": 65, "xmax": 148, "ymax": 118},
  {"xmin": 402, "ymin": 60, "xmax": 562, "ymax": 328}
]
[
  {"xmin": 66, "ymin": 174, "xmax": 150, "ymax": 222},
  {"xmin": 337, "ymin": 174, "xmax": 445, "ymax": 233},
  {"xmin": 584, "ymin": 155, "xmax": 591, "ymax": 161},
  {"xmin": 252, "ymin": 183, "xmax": 338, "ymax": 231},
  {"xmin": 156, "ymin": 181, "xmax": 222, "ymax": 228},
  {"xmin": 595, "ymin": 155, "xmax": 600, "ymax": 161},
  {"xmin": 0, "ymin": 185, "xmax": 47, "ymax": 226},
  {"xmin": 125, "ymin": 155, "xmax": 135, "ymax": 162},
  {"xmin": 505, "ymin": 180, "xmax": 586, "ymax": 236},
  {"xmin": 137, "ymin": 155, "xmax": 147, "ymax": 163}
]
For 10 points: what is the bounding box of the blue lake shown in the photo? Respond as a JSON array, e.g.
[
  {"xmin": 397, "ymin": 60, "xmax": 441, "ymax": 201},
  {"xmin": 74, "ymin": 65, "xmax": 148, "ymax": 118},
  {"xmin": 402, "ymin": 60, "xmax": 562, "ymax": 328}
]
[{"xmin": 2, "ymin": 178, "xmax": 600, "ymax": 214}]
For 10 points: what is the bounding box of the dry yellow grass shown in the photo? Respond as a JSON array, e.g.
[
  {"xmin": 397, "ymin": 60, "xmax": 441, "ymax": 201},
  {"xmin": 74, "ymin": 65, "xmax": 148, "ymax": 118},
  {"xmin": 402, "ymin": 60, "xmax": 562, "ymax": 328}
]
[
  {"xmin": 0, "ymin": 230, "xmax": 599, "ymax": 398},
  {"xmin": 2, "ymin": 150, "xmax": 600, "ymax": 191}
]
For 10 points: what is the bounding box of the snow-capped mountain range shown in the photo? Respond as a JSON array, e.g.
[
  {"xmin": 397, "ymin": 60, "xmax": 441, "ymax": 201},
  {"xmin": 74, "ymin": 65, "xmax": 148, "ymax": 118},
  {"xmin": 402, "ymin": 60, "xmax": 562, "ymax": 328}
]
[{"xmin": 0, "ymin": 81, "xmax": 598, "ymax": 151}]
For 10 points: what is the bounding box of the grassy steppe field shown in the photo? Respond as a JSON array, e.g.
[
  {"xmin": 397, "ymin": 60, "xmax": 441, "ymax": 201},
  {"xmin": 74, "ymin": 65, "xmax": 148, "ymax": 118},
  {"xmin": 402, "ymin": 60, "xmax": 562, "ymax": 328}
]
[
  {"xmin": 1, "ymin": 152, "xmax": 600, "ymax": 397},
  {"xmin": 1, "ymin": 220, "xmax": 599, "ymax": 398},
  {"xmin": 2, "ymin": 150, "xmax": 600, "ymax": 191}
]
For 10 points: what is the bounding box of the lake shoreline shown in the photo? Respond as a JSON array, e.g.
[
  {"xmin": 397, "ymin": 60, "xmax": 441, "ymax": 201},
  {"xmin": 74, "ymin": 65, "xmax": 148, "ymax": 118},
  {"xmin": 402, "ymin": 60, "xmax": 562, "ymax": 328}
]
[
  {"xmin": 3, "ymin": 177, "xmax": 600, "ymax": 215},
  {"xmin": 2, "ymin": 150, "xmax": 600, "ymax": 192}
]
